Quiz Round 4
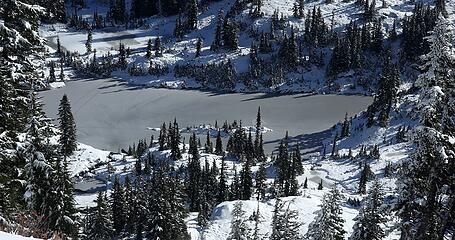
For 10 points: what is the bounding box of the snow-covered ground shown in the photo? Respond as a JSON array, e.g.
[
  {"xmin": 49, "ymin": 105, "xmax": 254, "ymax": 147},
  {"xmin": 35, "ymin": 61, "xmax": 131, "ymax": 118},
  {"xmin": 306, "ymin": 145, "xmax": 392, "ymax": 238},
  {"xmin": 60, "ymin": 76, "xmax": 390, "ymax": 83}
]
[
  {"xmin": 0, "ymin": 231, "xmax": 40, "ymax": 240},
  {"xmin": 39, "ymin": 0, "xmax": 455, "ymax": 94}
]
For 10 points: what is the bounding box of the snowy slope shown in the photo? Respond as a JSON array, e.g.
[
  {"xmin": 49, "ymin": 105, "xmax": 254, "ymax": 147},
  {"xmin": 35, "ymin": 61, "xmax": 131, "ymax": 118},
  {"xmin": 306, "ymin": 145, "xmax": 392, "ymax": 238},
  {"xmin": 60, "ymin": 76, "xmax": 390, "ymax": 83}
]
[
  {"xmin": 39, "ymin": 0, "xmax": 455, "ymax": 93},
  {"xmin": 0, "ymin": 231, "xmax": 40, "ymax": 240}
]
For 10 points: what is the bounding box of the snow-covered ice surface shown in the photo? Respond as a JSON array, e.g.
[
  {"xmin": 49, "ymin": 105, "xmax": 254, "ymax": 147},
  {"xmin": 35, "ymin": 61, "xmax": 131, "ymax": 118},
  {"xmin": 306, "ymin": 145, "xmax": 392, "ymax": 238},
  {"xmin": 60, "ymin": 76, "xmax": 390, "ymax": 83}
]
[{"xmin": 39, "ymin": 76, "xmax": 372, "ymax": 153}]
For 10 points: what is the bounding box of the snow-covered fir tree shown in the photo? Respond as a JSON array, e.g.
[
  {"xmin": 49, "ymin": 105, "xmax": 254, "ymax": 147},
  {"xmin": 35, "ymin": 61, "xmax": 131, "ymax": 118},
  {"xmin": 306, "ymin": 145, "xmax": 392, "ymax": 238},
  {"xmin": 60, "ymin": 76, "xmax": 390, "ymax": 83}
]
[
  {"xmin": 350, "ymin": 180, "xmax": 386, "ymax": 240},
  {"xmin": 270, "ymin": 199, "xmax": 302, "ymax": 240},
  {"xmin": 227, "ymin": 201, "xmax": 249, "ymax": 240},
  {"xmin": 306, "ymin": 187, "xmax": 346, "ymax": 240},
  {"xmin": 396, "ymin": 15, "xmax": 455, "ymax": 240},
  {"xmin": 58, "ymin": 94, "xmax": 77, "ymax": 156}
]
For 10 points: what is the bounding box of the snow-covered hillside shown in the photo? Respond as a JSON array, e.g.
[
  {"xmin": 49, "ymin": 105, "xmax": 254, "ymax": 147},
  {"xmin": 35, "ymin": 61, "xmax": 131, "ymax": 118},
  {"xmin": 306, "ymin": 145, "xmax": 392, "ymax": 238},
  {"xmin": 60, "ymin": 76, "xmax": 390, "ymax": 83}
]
[{"xmin": 39, "ymin": 0, "xmax": 455, "ymax": 93}]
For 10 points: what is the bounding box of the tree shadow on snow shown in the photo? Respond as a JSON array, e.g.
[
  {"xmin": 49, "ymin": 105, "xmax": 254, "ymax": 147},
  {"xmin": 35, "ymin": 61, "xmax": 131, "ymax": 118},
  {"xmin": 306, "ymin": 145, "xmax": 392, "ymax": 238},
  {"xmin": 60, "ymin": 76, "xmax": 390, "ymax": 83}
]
[{"xmin": 265, "ymin": 129, "xmax": 332, "ymax": 159}]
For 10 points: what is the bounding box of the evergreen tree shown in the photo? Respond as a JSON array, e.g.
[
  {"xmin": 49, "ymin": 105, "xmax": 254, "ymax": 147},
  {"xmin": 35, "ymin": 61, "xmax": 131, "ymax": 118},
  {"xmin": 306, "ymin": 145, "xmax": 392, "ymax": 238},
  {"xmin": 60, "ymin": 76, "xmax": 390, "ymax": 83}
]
[
  {"xmin": 170, "ymin": 118, "xmax": 182, "ymax": 160},
  {"xmin": 317, "ymin": 179, "xmax": 323, "ymax": 190},
  {"xmin": 270, "ymin": 199, "xmax": 302, "ymax": 240},
  {"xmin": 211, "ymin": 9, "xmax": 224, "ymax": 51},
  {"xmin": 215, "ymin": 130, "xmax": 223, "ymax": 155},
  {"xmin": 205, "ymin": 131, "xmax": 212, "ymax": 153},
  {"xmin": 146, "ymin": 38, "xmax": 153, "ymax": 58},
  {"xmin": 396, "ymin": 16, "xmax": 455, "ymax": 240},
  {"xmin": 86, "ymin": 29, "xmax": 93, "ymax": 53},
  {"xmin": 48, "ymin": 156, "xmax": 78, "ymax": 237},
  {"xmin": 350, "ymin": 180, "xmax": 386, "ymax": 240},
  {"xmin": 123, "ymin": 176, "xmax": 134, "ymax": 234},
  {"xmin": 159, "ymin": 122, "xmax": 168, "ymax": 150},
  {"xmin": 341, "ymin": 113, "xmax": 350, "ymax": 138},
  {"xmin": 24, "ymin": 133, "xmax": 53, "ymax": 219},
  {"xmin": 223, "ymin": 19, "xmax": 239, "ymax": 50},
  {"xmin": 147, "ymin": 164, "xmax": 190, "ymax": 240},
  {"xmin": 217, "ymin": 157, "xmax": 228, "ymax": 203},
  {"xmin": 255, "ymin": 162, "xmax": 267, "ymax": 200},
  {"xmin": 154, "ymin": 36, "xmax": 163, "ymax": 57},
  {"xmin": 240, "ymin": 159, "xmax": 253, "ymax": 200},
  {"xmin": 118, "ymin": 42, "xmax": 127, "ymax": 69},
  {"xmin": 59, "ymin": 57, "xmax": 65, "ymax": 82},
  {"xmin": 274, "ymin": 134, "xmax": 289, "ymax": 195},
  {"xmin": 0, "ymin": 0, "xmax": 47, "ymax": 226},
  {"xmin": 331, "ymin": 132, "xmax": 338, "ymax": 158},
  {"xmin": 227, "ymin": 201, "xmax": 249, "ymax": 240},
  {"xmin": 111, "ymin": 176, "xmax": 125, "ymax": 234},
  {"xmin": 174, "ymin": 12, "xmax": 184, "ymax": 39},
  {"xmin": 306, "ymin": 187, "xmax": 346, "ymax": 240},
  {"xmin": 254, "ymin": 107, "xmax": 265, "ymax": 161},
  {"xmin": 58, "ymin": 94, "xmax": 77, "ymax": 156},
  {"xmin": 49, "ymin": 61, "xmax": 56, "ymax": 83},
  {"xmin": 56, "ymin": 36, "xmax": 61, "ymax": 54},
  {"xmin": 358, "ymin": 161, "xmax": 371, "ymax": 194},
  {"xmin": 195, "ymin": 37, "xmax": 202, "ymax": 58},
  {"xmin": 88, "ymin": 192, "xmax": 114, "ymax": 239},
  {"xmin": 187, "ymin": 132, "xmax": 201, "ymax": 211},
  {"xmin": 188, "ymin": 0, "xmax": 198, "ymax": 30}
]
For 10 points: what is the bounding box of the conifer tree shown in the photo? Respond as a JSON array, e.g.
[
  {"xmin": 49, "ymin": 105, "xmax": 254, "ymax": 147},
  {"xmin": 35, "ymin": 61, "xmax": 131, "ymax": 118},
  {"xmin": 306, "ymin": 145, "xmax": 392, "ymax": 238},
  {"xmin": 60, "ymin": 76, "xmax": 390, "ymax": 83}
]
[
  {"xmin": 159, "ymin": 122, "xmax": 167, "ymax": 150},
  {"xmin": 174, "ymin": 12, "xmax": 184, "ymax": 39},
  {"xmin": 306, "ymin": 187, "xmax": 345, "ymax": 240},
  {"xmin": 154, "ymin": 36, "xmax": 163, "ymax": 57},
  {"xmin": 341, "ymin": 113, "xmax": 350, "ymax": 138},
  {"xmin": 240, "ymin": 159, "xmax": 253, "ymax": 200},
  {"xmin": 0, "ymin": 0, "xmax": 48, "ymax": 226},
  {"xmin": 215, "ymin": 130, "xmax": 223, "ymax": 155},
  {"xmin": 170, "ymin": 118, "xmax": 182, "ymax": 160},
  {"xmin": 195, "ymin": 37, "xmax": 202, "ymax": 58},
  {"xmin": 254, "ymin": 107, "xmax": 265, "ymax": 161},
  {"xmin": 147, "ymin": 164, "xmax": 190, "ymax": 240},
  {"xmin": 46, "ymin": 156, "xmax": 79, "ymax": 238},
  {"xmin": 59, "ymin": 57, "xmax": 65, "ymax": 82},
  {"xmin": 217, "ymin": 157, "xmax": 228, "ymax": 203},
  {"xmin": 358, "ymin": 161, "xmax": 371, "ymax": 194},
  {"xmin": 211, "ymin": 10, "xmax": 224, "ymax": 51},
  {"xmin": 317, "ymin": 179, "xmax": 323, "ymax": 190},
  {"xmin": 255, "ymin": 162, "xmax": 267, "ymax": 200},
  {"xmin": 86, "ymin": 29, "xmax": 93, "ymax": 53},
  {"xmin": 205, "ymin": 131, "xmax": 212, "ymax": 153},
  {"xmin": 111, "ymin": 176, "xmax": 125, "ymax": 234},
  {"xmin": 251, "ymin": 203, "xmax": 263, "ymax": 240},
  {"xmin": 24, "ymin": 122, "xmax": 53, "ymax": 218},
  {"xmin": 230, "ymin": 167, "xmax": 241, "ymax": 200},
  {"xmin": 56, "ymin": 36, "xmax": 62, "ymax": 54},
  {"xmin": 118, "ymin": 42, "xmax": 127, "ymax": 69},
  {"xmin": 58, "ymin": 94, "xmax": 77, "ymax": 156},
  {"xmin": 223, "ymin": 19, "xmax": 239, "ymax": 50},
  {"xmin": 146, "ymin": 39, "xmax": 153, "ymax": 58},
  {"xmin": 227, "ymin": 201, "xmax": 249, "ymax": 240},
  {"xmin": 396, "ymin": 16, "xmax": 455, "ymax": 240},
  {"xmin": 350, "ymin": 180, "xmax": 386, "ymax": 240},
  {"xmin": 188, "ymin": 0, "xmax": 198, "ymax": 30},
  {"xmin": 331, "ymin": 132, "xmax": 338, "ymax": 158},
  {"xmin": 187, "ymin": 132, "xmax": 201, "ymax": 211},
  {"xmin": 49, "ymin": 61, "xmax": 56, "ymax": 83},
  {"xmin": 270, "ymin": 199, "xmax": 302, "ymax": 240},
  {"xmin": 88, "ymin": 192, "xmax": 114, "ymax": 239}
]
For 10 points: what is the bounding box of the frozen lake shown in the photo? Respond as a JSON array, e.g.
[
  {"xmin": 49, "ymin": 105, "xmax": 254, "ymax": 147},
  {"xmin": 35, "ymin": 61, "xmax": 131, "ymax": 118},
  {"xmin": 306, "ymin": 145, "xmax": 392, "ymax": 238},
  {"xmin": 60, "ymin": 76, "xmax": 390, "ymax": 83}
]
[{"xmin": 40, "ymin": 77, "xmax": 372, "ymax": 154}]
